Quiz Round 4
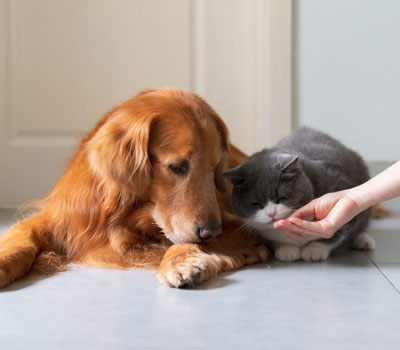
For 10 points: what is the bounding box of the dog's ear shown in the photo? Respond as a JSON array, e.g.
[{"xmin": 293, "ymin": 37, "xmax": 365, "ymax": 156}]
[
  {"xmin": 197, "ymin": 95, "xmax": 230, "ymax": 153},
  {"xmin": 87, "ymin": 109, "xmax": 155, "ymax": 195},
  {"xmin": 214, "ymin": 160, "xmax": 227, "ymax": 192},
  {"xmin": 223, "ymin": 166, "xmax": 246, "ymax": 186},
  {"xmin": 213, "ymin": 113, "xmax": 230, "ymax": 154},
  {"xmin": 210, "ymin": 111, "xmax": 231, "ymax": 193}
]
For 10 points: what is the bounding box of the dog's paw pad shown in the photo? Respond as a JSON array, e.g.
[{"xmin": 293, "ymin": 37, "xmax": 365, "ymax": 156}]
[
  {"xmin": 301, "ymin": 242, "xmax": 330, "ymax": 261},
  {"xmin": 353, "ymin": 233, "xmax": 375, "ymax": 251},
  {"xmin": 275, "ymin": 245, "xmax": 301, "ymax": 262}
]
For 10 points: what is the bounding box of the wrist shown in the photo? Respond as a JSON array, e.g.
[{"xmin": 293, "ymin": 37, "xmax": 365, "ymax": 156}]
[{"xmin": 345, "ymin": 184, "xmax": 375, "ymax": 213}]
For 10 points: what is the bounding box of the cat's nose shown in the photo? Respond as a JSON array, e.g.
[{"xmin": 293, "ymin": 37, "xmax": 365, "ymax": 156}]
[{"xmin": 267, "ymin": 211, "xmax": 276, "ymax": 219}]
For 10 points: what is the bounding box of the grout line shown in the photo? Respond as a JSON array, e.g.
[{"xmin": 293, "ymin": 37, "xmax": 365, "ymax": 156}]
[{"xmin": 364, "ymin": 252, "xmax": 400, "ymax": 295}]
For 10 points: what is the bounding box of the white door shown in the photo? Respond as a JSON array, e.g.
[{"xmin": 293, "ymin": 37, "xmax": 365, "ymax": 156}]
[{"xmin": 0, "ymin": 0, "xmax": 292, "ymax": 207}]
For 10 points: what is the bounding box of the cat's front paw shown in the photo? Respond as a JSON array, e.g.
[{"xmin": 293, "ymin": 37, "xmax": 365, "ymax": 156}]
[
  {"xmin": 301, "ymin": 242, "xmax": 330, "ymax": 261},
  {"xmin": 352, "ymin": 233, "xmax": 375, "ymax": 251},
  {"xmin": 274, "ymin": 245, "xmax": 301, "ymax": 262}
]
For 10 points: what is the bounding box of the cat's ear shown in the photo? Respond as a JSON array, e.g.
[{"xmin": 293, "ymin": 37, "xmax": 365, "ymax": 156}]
[
  {"xmin": 278, "ymin": 153, "xmax": 300, "ymax": 175},
  {"xmin": 223, "ymin": 166, "xmax": 246, "ymax": 186}
]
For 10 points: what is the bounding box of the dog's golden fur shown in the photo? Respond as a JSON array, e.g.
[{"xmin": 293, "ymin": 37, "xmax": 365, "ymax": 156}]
[{"xmin": 0, "ymin": 88, "xmax": 268, "ymax": 288}]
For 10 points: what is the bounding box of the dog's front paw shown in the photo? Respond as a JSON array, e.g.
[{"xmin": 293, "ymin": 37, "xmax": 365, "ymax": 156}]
[
  {"xmin": 301, "ymin": 242, "xmax": 330, "ymax": 261},
  {"xmin": 243, "ymin": 245, "xmax": 270, "ymax": 264},
  {"xmin": 274, "ymin": 245, "xmax": 301, "ymax": 262},
  {"xmin": 156, "ymin": 243, "xmax": 219, "ymax": 288},
  {"xmin": 0, "ymin": 268, "xmax": 9, "ymax": 289},
  {"xmin": 157, "ymin": 253, "xmax": 208, "ymax": 288}
]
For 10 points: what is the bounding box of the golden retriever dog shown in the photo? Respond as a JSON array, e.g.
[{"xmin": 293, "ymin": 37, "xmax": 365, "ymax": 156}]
[{"xmin": 0, "ymin": 88, "xmax": 268, "ymax": 288}]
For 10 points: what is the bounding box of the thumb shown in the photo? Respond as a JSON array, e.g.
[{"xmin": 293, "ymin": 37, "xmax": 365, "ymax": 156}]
[{"xmin": 290, "ymin": 200, "xmax": 316, "ymax": 219}]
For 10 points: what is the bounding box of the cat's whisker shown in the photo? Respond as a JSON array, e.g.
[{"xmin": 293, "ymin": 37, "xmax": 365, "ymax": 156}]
[
  {"xmin": 231, "ymin": 221, "xmax": 258, "ymax": 236},
  {"xmin": 230, "ymin": 222, "xmax": 249, "ymax": 235}
]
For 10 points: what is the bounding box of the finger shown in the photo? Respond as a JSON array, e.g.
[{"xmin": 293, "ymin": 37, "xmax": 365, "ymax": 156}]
[
  {"xmin": 290, "ymin": 202, "xmax": 316, "ymax": 219},
  {"xmin": 274, "ymin": 218, "xmax": 311, "ymax": 231},
  {"xmin": 289, "ymin": 217, "xmax": 334, "ymax": 238},
  {"xmin": 283, "ymin": 229, "xmax": 310, "ymax": 242},
  {"xmin": 277, "ymin": 217, "xmax": 331, "ymax": 239},
  {"xmin": 273, "ymin": 219, "xmax": 289, "ymax": 229},
  {"xmin": 284, "ymin": 221, "xmax": 316, "ymax": 236},
  {"xmin": 274, "ymin": 220, "xmax": 312, "ymax": 237},
  {"xmin": 273, "ymin": 220, "xmax": 309, "ymax": 241},
  {"xmin": 289, "ymin": 217, "xmax": 326, "ymax": 234}
]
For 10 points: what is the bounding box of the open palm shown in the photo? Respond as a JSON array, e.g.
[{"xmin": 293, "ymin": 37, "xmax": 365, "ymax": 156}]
[{"xmin": 274, "ymin": 191, "xmax": 361, "ymax": 241}]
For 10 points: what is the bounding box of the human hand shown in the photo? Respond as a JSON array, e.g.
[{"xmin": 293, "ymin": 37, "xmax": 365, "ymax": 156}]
[{"xmin": 273, "ymin": 190, "xmax": 362, "ymax": 241}]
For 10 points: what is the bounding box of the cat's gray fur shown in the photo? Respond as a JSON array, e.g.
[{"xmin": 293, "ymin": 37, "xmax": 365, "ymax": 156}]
[{"xmin": 224, "ymin": 127, "xmax": 373, "ymax": 261}]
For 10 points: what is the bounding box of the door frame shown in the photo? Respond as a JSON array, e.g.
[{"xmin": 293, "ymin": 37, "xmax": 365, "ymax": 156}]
[{"xmin": 191, "ymin": 0, "xmax": 293, "ymax": 151}]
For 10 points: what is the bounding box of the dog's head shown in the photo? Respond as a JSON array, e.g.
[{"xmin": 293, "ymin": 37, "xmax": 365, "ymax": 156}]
[{"xmin": 88, "ymin": 88, "xmax": 230, "ymax": 243}]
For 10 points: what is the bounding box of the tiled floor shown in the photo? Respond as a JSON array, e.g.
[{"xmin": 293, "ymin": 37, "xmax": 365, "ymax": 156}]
[{"xmin": 1, "ymin": 169, "xmax": 400, "ymax": 349}]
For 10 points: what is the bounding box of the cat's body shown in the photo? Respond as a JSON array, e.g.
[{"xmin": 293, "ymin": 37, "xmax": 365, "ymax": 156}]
[{"xmin": 224, "ymin": 127, "xmax": 374, "ymax": 262}]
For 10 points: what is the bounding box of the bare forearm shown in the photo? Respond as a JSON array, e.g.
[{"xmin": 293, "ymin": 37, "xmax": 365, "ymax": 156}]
[
  {"xmin": 349, "ymin": 161, "xmax": 400, "ymax": 212},
  {"xmin": 275, "ymin": 161, "xmax": 400, "ymax": 241}
]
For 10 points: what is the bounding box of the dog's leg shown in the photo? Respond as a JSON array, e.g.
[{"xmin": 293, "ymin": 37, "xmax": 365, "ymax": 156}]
[
  {"xmin": 77, "ymin": 229, "xmax": 171, "ymax": 270},
  {"xmin": 0, "ymin": 214, "xmax": 49, "ymax": 288},
  {"xmin": 156, "ymin": 221, "xmax": 269, "ymax": 288}
]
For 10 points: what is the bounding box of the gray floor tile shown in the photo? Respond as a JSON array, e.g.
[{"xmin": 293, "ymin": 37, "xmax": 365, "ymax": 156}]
[
  {"xmin": 0, "ymin": 262, "xmax": 399, "ymax": 350},
  {"xmin": 377, "ymin": 264, "xmax": 400, "ymax": 292},
  {"xmin": 367, "ymin": 229, "xmax": 400, "ymax": 263},
  {"xmin": 1, "ymin": 190, "xmax": 400, "ymax": 350}
]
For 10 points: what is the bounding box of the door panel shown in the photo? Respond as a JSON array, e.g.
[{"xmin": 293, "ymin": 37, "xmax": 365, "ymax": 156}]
[{"xmin": 0, "ymin": 0, "xmax": 292, "ymax": 207}]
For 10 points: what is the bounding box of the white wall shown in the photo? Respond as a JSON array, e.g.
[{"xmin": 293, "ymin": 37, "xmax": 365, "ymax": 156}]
[{"xmin": 295, "ymin": 0, "xmax": 400, "ymax": 161}]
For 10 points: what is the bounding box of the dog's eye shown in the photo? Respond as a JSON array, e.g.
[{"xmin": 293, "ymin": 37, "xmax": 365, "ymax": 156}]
[{"xmin": 168, "ymin": 160, "xmax": 189, "ymax": 175}]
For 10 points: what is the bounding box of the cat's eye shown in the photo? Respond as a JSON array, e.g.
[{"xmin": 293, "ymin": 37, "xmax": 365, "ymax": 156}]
[
  {"xmin": 276, "ymin": 196, "xmax": 287, "ymax": 204},
  {"xmin": 251, "ymin": 202, "xmax": 264, "ymax": 209},
  {"xmin": 168, "ymin": 160, "xmax": 189, "ymax": 175}
]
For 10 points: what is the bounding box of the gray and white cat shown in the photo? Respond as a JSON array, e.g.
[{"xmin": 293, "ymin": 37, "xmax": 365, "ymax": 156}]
[{"xmin": 224, "ymin": 127, "xmax": 374, "ymax": 262}]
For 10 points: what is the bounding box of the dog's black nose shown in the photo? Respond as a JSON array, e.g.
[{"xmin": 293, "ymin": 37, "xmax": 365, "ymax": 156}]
[{"xmin": 196, "ymin": 225, "xmax": 222, "ymax": 241}]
